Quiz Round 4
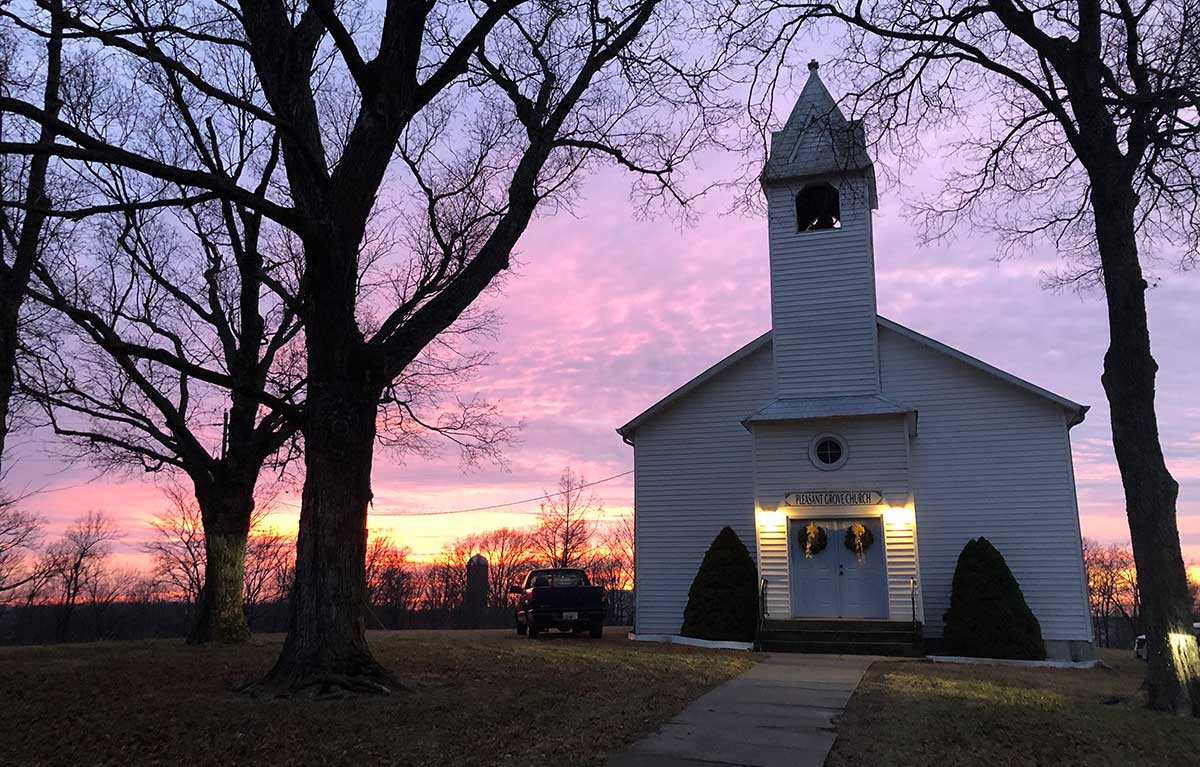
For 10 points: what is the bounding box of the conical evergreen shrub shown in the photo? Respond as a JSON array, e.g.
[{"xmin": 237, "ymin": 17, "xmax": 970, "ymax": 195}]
[
  {"xmin": 942, "ymin": 537, "xmax": 1046, "ymax": 660},
  {"xmin": 680, "ymin": 526, "xmax": 758, "ymax": 642}
]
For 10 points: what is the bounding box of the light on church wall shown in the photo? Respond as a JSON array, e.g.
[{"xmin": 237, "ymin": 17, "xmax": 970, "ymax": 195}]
[
  {"xmin": 755, "ymin": 508, "xmax": 785, "ymax": 529},
  {"xmin": 883, "ymin": 505, "xmax": 916, "ymax": 526}
]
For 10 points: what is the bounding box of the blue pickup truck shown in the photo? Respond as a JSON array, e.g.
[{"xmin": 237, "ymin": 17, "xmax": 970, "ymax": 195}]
[{"xmin": 510, "ymin": 568, "xmax": 606, "ymax": 639}]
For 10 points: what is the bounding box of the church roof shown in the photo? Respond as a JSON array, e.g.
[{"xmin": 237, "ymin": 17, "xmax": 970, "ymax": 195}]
[
  {"xmin": 615, "ymin": 317, "xmax": 1088, "ymax": 439},
  {"xmin": 761, "ymin": 61, "xmax": 877, "ymax": 206},
  {"xmin": 741, "ymin": 394, "xmax": 914, "ymax": 424},
  {"xmin": 877, "ymin": 317, "xmax": 1089, "ymax": 426},
  {"xmin": 616, "ymin": 331, "xmax": 772, "ymax": 440}
]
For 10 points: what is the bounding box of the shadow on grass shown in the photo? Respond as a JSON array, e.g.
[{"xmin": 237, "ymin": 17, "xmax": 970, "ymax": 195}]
[
  {"xmin": 0, "ymin": 629, "xmax": 752, "ymax": 767},
  {"xmin": 827, "ymin": 655, "xmax": 1200, "ymax": 767}
]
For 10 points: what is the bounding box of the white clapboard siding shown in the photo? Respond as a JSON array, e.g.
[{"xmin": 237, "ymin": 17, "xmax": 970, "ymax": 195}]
[
  {"xmin": 751, "ymin": 417, "xmax": 919, "ymax": 622},
  {"xmin": 766, "ymin": 175, "xmax": 880, "ymax": 400},
  {"xmin": 878, "ymin": 324, "xmax": 1092, "ymax": 641},
  {"xmin": 755, "ymin": 514, "xmax": 790, "ymax": 619},
  {"xmin": 631, "ymin": 344, "xmax": 775, "ymax": 635},
  {"xmin": 882, "ymin": 516, "xmax": 922, "ymax": 623}
]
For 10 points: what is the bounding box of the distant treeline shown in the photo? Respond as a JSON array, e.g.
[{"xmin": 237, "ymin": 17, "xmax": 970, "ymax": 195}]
[
  {"xmin": 0, "ymin": 478, "xmax": 635, "ymax": 645},
  {"xmin": 0, "ymin": 590, "xmax": 634, "ymax": 645},
  {"xmin": 1082, "ymin": 537, "xmax": 1200, "ymax": 649}
]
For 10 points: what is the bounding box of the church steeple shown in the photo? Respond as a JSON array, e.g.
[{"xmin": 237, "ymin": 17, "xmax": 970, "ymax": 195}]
[
  {"xmin": 762, "ymin": 60, "xmax": 877, "ymax": 205},
  {"xmin": 761, "ymin": 62, "xmax": 882, "ymax": 400}
]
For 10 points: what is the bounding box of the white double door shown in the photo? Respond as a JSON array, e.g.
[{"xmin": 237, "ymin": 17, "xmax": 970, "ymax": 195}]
[{"xmin": 789, "ymin": 517, "xmax": 889, "ymax": 619}]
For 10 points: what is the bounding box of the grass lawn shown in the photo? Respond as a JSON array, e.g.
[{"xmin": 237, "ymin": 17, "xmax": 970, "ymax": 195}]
[
  {"xmin": 0, "ymin": 628, "xmax": 753, "ymax": 766},
  {"xmin": 827, "ymin": 649, "xmax": 1200, "ymax": 767}
]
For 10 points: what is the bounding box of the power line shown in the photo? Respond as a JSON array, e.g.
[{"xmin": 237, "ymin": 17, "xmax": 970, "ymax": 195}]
[{"xmin": 373, "ymin": 469, "xmax": 634, "ymax": 517}]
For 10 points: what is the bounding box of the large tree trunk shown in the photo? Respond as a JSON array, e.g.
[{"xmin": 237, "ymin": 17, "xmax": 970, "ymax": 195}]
[
  {"xmin": 1092, "ymin": 183, "xmax": 1200, "ymax": 716},
  {"xmin": 257, "ymin": 237, "xmax": 391, "ymax": 694},
  {"xmin": 0, "ymin": 15, "xmax": 63, "ymax": 474},
  {"xmin": 55, "ymin": 598, "xmax": 74, "ymax": 642},
  {"xmin": 0, "ymin": 280, "xmax": 24, "ymax": 472},
  {"xmin": 258, "ymin": 388, "xmax": 389, "ymax": 694},
  {"xmin": 188, "ymin": 482, "xmax": 256, "ymax": 644}
]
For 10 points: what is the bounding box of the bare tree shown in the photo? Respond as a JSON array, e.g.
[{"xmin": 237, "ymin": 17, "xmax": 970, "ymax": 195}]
[
  {"xmin": 722, "ymin": 0, "xmax": 1200, "ymax": 714},
  {"xmin": 15, "ymin": 23, "xmax": 512, "ymax": 651},
  {"xmin": 431, "ymin": 525, "xmax": 536, "ymax": 609},
  {"xmin": 607, "ymin": 513, "xmax": 635, "ymax": 591},
  {"xmin": 267, "ymin": 545, "xmax": 295, "ymax": 612},
  {"xmin": 1083, "ymin": 537, "xmax": 1143, "ymax": 647},
  {"xmin": 0, "ymin": 5, "xmax": 64, "ymax": 469},
  {"xmin": 472, "ymin": 527, "xmax": 535, "ymax": 606},
  {"xmin": 25, "ymin": 167, "xmax": 304, "ymax": 645},
  {"xmin": 1190, "ymin": 570, "xmax": 1200, "ymax": 621},
  {"xmin": 1, "ymin": 0, "xmax": 724, "ymax": 692},
  {"xmin": 419, "ymin": 558, "xmax": 467, "ymax": 617},
  {"xmin": 586, "ymin": 515, "xmax": 634, "ymax": 623},
  {"xmin": 364, "ymin": 534, "xmax": 399, "ymax": 608},
  {"xmin": 530, "ymin": 467, "xmax": 601, "ymax": 569},
  {"xmin": 27, "ymin": 179, "xmax": 510, "ymax": 645},
  {"xmin": 144, "ymin": 485, "xmax": 293, "ymax": 623},
  {"xmin": 243, "ymin": 527, "xmax": 292, "ymax": 621},
  {"xmin": 44, "ymin": 510, "xmax": 121, "ymax": 641},
  {"xmin": 143, "ymin": 486, "xmax": 207, "ymax": 608},
  {"xmin": 84, "ymin": 563, "xmax": 137, "ymax": 639},
  {"xmin": 0, "ymin": 493, "xmax": 42, "ymax": 599},
  {"xmin": 364, "ymin": 534, "xmax": 419, "ymax": 628},
  {"xmin": 1084, "ymin": 538, "xmax": 1120, "ymax": 647},
  {"xmin": 125, "ymin": 573, "xmax": 164, "ymax": 607}
]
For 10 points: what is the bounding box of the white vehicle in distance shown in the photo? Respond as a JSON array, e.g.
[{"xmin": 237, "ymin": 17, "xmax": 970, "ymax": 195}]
[{"xmin": 1134, "ymin": 623, "xmax": 1200, "ymax": 660}]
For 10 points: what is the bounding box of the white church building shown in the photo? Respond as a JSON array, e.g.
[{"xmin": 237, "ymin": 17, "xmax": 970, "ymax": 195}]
[{"xmin": 617, "ymin": 63, "xmax": 1095, "ymax": 660}]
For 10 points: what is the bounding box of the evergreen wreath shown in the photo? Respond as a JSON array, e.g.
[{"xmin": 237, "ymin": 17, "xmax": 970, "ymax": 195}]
[
  {"xmin": 801, "ymin": 522, "xmax": 828, "ymax": 558},
  {"xmin": 844, "ymin": 522, "xmax": 875, "ymax": 560}
]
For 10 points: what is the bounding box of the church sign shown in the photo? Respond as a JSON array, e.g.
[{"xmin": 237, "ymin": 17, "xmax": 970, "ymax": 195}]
[{"xmin": 784, "ymin": 490, "xmax": 884, "ymax": 507}]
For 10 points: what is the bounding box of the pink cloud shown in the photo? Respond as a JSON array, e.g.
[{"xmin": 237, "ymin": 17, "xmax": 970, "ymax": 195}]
[{"xmin": 8, "ymin": 134, "xmax": 1199, "ymax": 570}]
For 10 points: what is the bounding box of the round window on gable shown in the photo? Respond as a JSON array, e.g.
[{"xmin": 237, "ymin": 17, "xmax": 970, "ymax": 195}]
[
  {"xmin": 809, "ymin": 433, "xmax": 848, "ymax": 471},
  {"xmin": 796, "ymin": 183, "xmax": 841, "ymax": 231}
]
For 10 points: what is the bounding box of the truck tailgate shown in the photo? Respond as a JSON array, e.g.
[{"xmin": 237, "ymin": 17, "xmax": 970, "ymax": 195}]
[{"xmin": 529, "ymin": 585, "xmax": 604, "ymax": 610}]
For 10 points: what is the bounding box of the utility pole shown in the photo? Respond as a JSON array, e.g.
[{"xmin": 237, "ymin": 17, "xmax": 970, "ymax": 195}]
[{"xmin": 220, "ymin": 410, "xmax": 228, "ymax": 461}]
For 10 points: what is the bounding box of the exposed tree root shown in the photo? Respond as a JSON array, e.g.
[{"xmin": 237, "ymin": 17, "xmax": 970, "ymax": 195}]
[{"xmin": 241, "ymin": 660, "xmax": 404, "ymax": 700}]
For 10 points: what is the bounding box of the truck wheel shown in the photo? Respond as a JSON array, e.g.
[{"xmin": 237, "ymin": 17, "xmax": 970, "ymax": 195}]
[
  {"xmin": 516, "ymin": 620, "xmax": 527, "ymax": 636},
  {"xmin": 528, "ymin": 623, "xmax": 541, "ymax": 640},
  {"xmin": 589, "ymin": 623, "xmax": 603, "ymax": 639}
]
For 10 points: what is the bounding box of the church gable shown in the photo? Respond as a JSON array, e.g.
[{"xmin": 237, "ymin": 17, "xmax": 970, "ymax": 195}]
[
  {"xmin": 619, "ymin": 317, "xmax": 1084, "ymax": 440},
  {"xmin": 877, "ymin": 318, "xmax": 1086, "ymax": 424}
]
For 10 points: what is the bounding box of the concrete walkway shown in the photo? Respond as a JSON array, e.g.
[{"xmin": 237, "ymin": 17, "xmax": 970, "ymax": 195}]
[{"xmin": 608, "ymin": 653, "xmax": 876, "ymax": 767}]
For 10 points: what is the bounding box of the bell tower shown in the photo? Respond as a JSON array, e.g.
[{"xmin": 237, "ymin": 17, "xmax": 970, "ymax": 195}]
[{"xmin": 762, "ymin": 61, "xmax": 881, "ymax": 400}]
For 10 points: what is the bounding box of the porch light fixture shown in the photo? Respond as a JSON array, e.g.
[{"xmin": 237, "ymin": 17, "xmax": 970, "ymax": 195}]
[
  {"xmin": 756, "ymin": 508, "xmax": 785, "ymax": 527},
  {"xmin": 884, "ymin": 506, "xmax": 915, "ymax": 525}
]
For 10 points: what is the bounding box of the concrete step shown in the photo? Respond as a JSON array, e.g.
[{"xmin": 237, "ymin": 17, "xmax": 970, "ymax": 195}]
[
  {"xmin": 759, "ymin": 638, "xmax": 924, "ymax": 657},
  {"xmin": 762, "ymin": 619, "xmax": 913, "ymax": 633},
  {"xmin": 759, "ymin": 629, "xmax": 914, "ymax": 644}
]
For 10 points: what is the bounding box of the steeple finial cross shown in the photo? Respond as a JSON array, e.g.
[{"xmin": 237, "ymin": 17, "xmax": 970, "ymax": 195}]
[{"xmin": 808, "ymin": 59, "xmax": 819, "ymax": 71}]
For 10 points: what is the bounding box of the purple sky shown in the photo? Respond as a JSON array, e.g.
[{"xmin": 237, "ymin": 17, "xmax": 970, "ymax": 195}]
[{"xmin": 10, "ymin": 98, "xmax": 1199, "ymax": 570}]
